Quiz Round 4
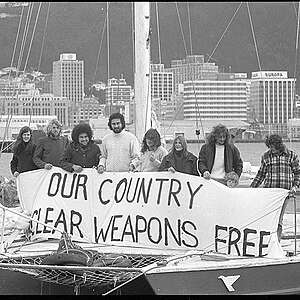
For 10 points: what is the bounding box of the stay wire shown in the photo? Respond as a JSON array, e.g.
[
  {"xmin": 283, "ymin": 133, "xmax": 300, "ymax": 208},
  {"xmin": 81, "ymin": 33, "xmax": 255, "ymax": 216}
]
[
  {"xmin": 23, "ymin": 2, "xmax": 43, "ymax": 73},
  {"xmin": 246, "ymin": 2, "xmax": 262, "ymax": 71},
  {"xmin": 207, "ymin": 2, "xmax": 243, "ymax": 63},
  {"xmin": 92, "ymin": 3, "xmax": 109, "ymax": 83},
  {"xmin": 37, "ymin": 2, "xmax": 51, "ymax": 72},
  {"xmin": 17, "ymin": 2, "xmax": 33, "ymax": 73}
]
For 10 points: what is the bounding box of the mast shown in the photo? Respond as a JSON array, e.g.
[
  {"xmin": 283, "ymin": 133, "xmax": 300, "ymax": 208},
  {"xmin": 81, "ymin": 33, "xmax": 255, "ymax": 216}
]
[{"xmin": 134, "ymin": 2, "xmax": 151, "ymax": 142}]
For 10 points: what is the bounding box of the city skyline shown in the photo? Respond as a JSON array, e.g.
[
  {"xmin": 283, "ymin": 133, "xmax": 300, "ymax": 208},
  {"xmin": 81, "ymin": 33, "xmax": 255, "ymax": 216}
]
[{"xmin": 0, "ymin": 2, "xmax": 299, "ymax": 89}]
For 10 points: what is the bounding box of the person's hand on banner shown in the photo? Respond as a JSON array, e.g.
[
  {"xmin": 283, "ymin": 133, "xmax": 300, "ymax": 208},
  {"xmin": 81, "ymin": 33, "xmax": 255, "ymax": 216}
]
[
  {"xmin": 203, "ymin": 171, "xmax": 211, "ymax": 180},
  {"xmin": 72, "ymin": 165, "xmax": 83, "ymax": 173}
]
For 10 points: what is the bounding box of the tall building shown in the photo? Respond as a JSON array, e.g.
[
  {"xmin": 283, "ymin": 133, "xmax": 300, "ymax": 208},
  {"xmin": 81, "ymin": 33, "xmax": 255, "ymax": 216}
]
[
  {"xmin": 52, "ymin": 53, "xmax": 84, "ymax": 104},
  {"xmin": 183, "ymin": 79, "xmax": 248, "ymax": 121},
  {"xmin": 165, "ymin": 55, "xmax": 219, "ymax": 94},
  {"xmin": 150, "ymin": 64, "xmax": 174, "ymax": 120},
  {"xmin": 105, "ymin": 77, "xmax": 132, "ymax": 115},
  {"xmin": 249, "ymin": 71, "xmax": 295, "ymax": 134}
]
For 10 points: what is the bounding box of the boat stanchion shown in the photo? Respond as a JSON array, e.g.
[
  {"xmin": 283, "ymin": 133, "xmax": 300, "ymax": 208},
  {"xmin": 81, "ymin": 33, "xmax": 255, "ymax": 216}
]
[
  {"xmin": 293, "ymin": 193, "xmax": 297, "ymax": 256},
  {"xmin": 0, "ymin": 206, "xmax": 5, "ymax": 252}
]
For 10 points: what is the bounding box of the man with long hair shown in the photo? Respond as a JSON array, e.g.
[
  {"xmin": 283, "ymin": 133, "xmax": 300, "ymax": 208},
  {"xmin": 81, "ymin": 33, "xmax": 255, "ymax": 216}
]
[
  {"xmin": 97, "ymin": 112, "xmax": 139, "ymax": 173},
  {"xmin": 250, "ymin": 134, "xmax": 300, "ymax": 240},
  {"xmin": 198, "ymin": 124, "xmax": 243, "ymax": 186},
  {"xmin": 33, "ymin": 119, "xmax": 69, "ymax": 170}
]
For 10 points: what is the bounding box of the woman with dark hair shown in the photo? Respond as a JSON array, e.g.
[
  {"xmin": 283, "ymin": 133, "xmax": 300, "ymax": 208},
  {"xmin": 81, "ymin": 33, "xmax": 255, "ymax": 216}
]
[
  {"xmin": 132, "ymin": 128, "xmax": 168, "ymax": 172},
  {"xmin": 60, "ymin": 123, "xmax": 101, "ymax": 173},
  {"xmin": 10, "ymin": 126, "xmax": 38, "ymax": 177},
  {"xmin": 158, "ymin": 135, "xmax": 198, "ymax": 176}
]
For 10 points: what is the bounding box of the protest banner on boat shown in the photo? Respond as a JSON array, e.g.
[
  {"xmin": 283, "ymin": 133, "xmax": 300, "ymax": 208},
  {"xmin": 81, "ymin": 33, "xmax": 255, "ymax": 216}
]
[{"xmin": 17, "ymin": 167, "xmax": 289, "ymax": 257}]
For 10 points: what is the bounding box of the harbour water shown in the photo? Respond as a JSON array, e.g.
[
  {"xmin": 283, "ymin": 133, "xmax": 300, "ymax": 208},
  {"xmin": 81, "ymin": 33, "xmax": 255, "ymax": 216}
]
[{"xmin": 2, "ymin": 141, "xmax": 300, "ymax": 179}]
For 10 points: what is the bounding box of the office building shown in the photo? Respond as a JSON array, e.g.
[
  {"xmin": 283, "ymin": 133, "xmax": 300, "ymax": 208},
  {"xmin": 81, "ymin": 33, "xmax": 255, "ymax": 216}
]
[
  {"xmin": 183, "ymin": 79, "xmax": 248, "ymax": 121},
  {"xmin": 165, "ymin": 55, "xmax": 219, "ymax": 94},
  {"xmin": 52, "ymin": 53, "xmax": 84, "ymax": 104},
  {"xmin": 105, "ymin": 77, "xmax": 132, "ymax": 115},
  {"xmin": 249, "ymin": 71, "xmax": 295, "ymax": 134},
  {"xmin": 150, "ymin": 64, "xmax": 174, "ymax": 120}
]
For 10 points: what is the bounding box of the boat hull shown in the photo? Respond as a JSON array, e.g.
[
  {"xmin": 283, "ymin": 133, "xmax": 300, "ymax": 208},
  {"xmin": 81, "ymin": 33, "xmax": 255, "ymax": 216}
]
[{"xmin": 142, "ymin": 260, "xmax": 300, "ymax": 295}]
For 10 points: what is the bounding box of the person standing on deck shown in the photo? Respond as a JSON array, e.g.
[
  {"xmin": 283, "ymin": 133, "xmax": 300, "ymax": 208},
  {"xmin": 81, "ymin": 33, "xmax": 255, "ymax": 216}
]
[
  {"xmin": 132, "ymin": 128, "xmax": 168, "ymax": 172},
  {"xmin": 97, "ymin": 112, "xmax": 140, "ymax": 173},
  {"xmin": 250, "ymin": 134, "xmax": 300, "ymax": 240},
  {"xmin": 198, "ymin": 124, "xmax": 243, "ymax": 186},
  {"xmin": 60, "ymin": 123, "xmax": 101, "ymax": 173},
  {"xmin": 10, "ymin": 126, "xmax": 38, "ymax": 177},
  {"xmin": 158, "ymin": 135, "xmax": 198, "ymax": 176},
  {"xmin": 33, "ymin": 119, "xmax": 69, "ymax": 170}
]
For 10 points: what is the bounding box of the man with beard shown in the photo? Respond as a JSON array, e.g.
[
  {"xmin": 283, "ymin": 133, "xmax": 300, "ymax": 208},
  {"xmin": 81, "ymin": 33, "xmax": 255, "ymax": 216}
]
[
  {"xmin": 97, "ymin": 112, "xmax": 140, "ymax": 173},
  {"xmin": 33, "ymin": 119, "xmax": 69, "ymax": 170}
]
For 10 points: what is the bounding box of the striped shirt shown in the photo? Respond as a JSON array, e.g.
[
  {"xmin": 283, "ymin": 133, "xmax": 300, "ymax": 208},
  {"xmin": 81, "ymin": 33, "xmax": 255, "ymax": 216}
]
[{"xmin": 250, "ymin": 147, "xmax": 300, "ymax": 189}]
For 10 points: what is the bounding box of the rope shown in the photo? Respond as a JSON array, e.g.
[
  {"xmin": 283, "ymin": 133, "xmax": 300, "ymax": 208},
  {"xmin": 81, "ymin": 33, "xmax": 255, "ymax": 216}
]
[
  {"xmin": 23, "ymin": 2, "xmax": 42, "ymax": 73},
  {"xmin": 107, "ymin": 2, "xmax": 110, "ymax": 115},
  {"xmin": 9, "ymin": 5, "xmax": 25, "ymax": 74},
  {"xmin": 17, "ymin": 2, "xmax": 33, "ymax": 73},
  {"xmin": 175, "ymin": 2, "xmax": 188, "ymax": 56},
  {"xmin": 187, "ymin": 2, "xmax": 193, "ymax": 55},
  {"xmin": 207, "ymin": 2, "xmax": 243, "ymax": 63},
  {"xmin": 155, "ymin": 2, "xmax": 162, "ymax": 64},
  {"xmin": 246, "ymin": 2, "xmax": 262, "ymax": 71},
  {"xmin": 37, "ymin": 2, "xmax": 51, "ymax": 72},
  {"xmin": 92, "ymin": 7, "xmax": 108, "ymax": 83}
]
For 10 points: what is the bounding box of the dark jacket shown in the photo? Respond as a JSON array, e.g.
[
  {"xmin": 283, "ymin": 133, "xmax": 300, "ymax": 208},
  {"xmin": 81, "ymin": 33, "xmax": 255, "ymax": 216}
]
[
  {"xmin": 33, "ymin": 136, "xmax": 69, "ymax": 168},
  {"xmin": 158, "ymin": 151, "xmax": 199, "ymax": 176},
  {"xmin": 10, "ymin": 144, "xmax": 38, "ymax": 174},
  {"xmin": 198, "ymin": 143, "xmax": 243, "ymax": 177},
  {"xmin": 60, "ymin": 141, "xmax": 101, "ymax": 172}
]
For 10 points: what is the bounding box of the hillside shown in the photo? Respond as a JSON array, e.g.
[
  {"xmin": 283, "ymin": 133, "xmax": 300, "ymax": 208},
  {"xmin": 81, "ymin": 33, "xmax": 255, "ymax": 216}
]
[{"xmin": 0, "ymin": 2, "xmax": 298, "ymax": 89}]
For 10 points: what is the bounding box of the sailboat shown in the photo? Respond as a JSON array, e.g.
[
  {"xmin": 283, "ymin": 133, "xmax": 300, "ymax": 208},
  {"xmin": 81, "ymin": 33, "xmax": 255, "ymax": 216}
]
[{"xmin": 0, "ymin": 2, "xmax": 299, "ymax": 296}]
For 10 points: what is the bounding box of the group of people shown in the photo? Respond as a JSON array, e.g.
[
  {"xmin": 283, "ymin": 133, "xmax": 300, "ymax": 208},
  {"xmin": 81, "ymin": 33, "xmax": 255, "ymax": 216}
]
[
  {"xmin": 11, "ymin": 112, "xmax": 300, "ymax": 194},
  {"xmin": 10, "ymin": 112, "xmax": 300, "ymax": 239}
]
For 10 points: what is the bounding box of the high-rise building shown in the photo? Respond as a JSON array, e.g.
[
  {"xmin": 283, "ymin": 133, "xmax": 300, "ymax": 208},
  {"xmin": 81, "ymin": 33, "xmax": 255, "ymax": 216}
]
[
  {"xmin": 249, "ymin": 71, "xmax": 295, "ymax": 134},
  {"xmin": 52, "ymin": 53, "xmax": 84, "ymax": 104},
  {"xmin": 105, "ymin": 77, "xmax": 132, "ymax": 115},
  {"xmin": 150, "ymin": 64, "xmax": 174, "ymax": 120},
  {"xmin": 183, "ymin": 79, "xmax": 248, "ymax": 121},
  {"xmin": 165, "ymin": 55, "xmax": 219, "ymax": 94}
]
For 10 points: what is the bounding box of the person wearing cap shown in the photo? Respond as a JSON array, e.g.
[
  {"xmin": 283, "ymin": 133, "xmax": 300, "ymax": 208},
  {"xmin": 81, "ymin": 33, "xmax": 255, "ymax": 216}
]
[{"xmin": 33, "ymin": 119, "xmax": 69, "ymax": 170}]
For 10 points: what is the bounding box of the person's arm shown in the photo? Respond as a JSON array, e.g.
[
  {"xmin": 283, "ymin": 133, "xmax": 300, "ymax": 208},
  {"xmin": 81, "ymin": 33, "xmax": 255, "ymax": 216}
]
[
  {"xmin": 198, "ymin": 145, "xmax": 209, "ymax": 175},
  {"xmin": 95, "ymin": 145, "xmax": 101, "ymax": 167},
  {"xmin": 33, "ymin": 140, "xmax": 46, "ymax": 169},
  {"xmin": 250, "ymin": 157, "xmax": 267, "ymax": 187},
  {"xmin": 10, "ymin": 154, "xmax": 18, "ymax": 175},
  {"xmin": 98, "ymin": 139, "xmax": 107, "ymax": 169},
  {"xmin": 233, "ymin": 146, "xmax": 243, "ymax": 177},
  {"xmin": 60, "ymin": 145, "xmax": 74, "ymax": 172},
  {"xmin": 158, "ymin": 156, "xmax": 169, "ymax": 171},
  {"xmin": 291, "ymin": 152, "xmax": 300, "ymax": 188},
  {"xmin": 152, "ymin": 147, "xmax": 168, "ymax": 168}
]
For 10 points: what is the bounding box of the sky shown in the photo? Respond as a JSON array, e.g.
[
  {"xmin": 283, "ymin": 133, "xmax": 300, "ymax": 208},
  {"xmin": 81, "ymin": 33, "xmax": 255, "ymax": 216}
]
[{"xmin": 0, "ymin": 2, "xmax": 299, "ymax": 88}]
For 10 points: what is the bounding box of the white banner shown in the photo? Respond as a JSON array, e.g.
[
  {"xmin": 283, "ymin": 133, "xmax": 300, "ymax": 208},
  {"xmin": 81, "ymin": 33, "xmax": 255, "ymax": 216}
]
[{"xmin": 17, "ymin": 167, "xmax": 289, "ymax": 257}]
